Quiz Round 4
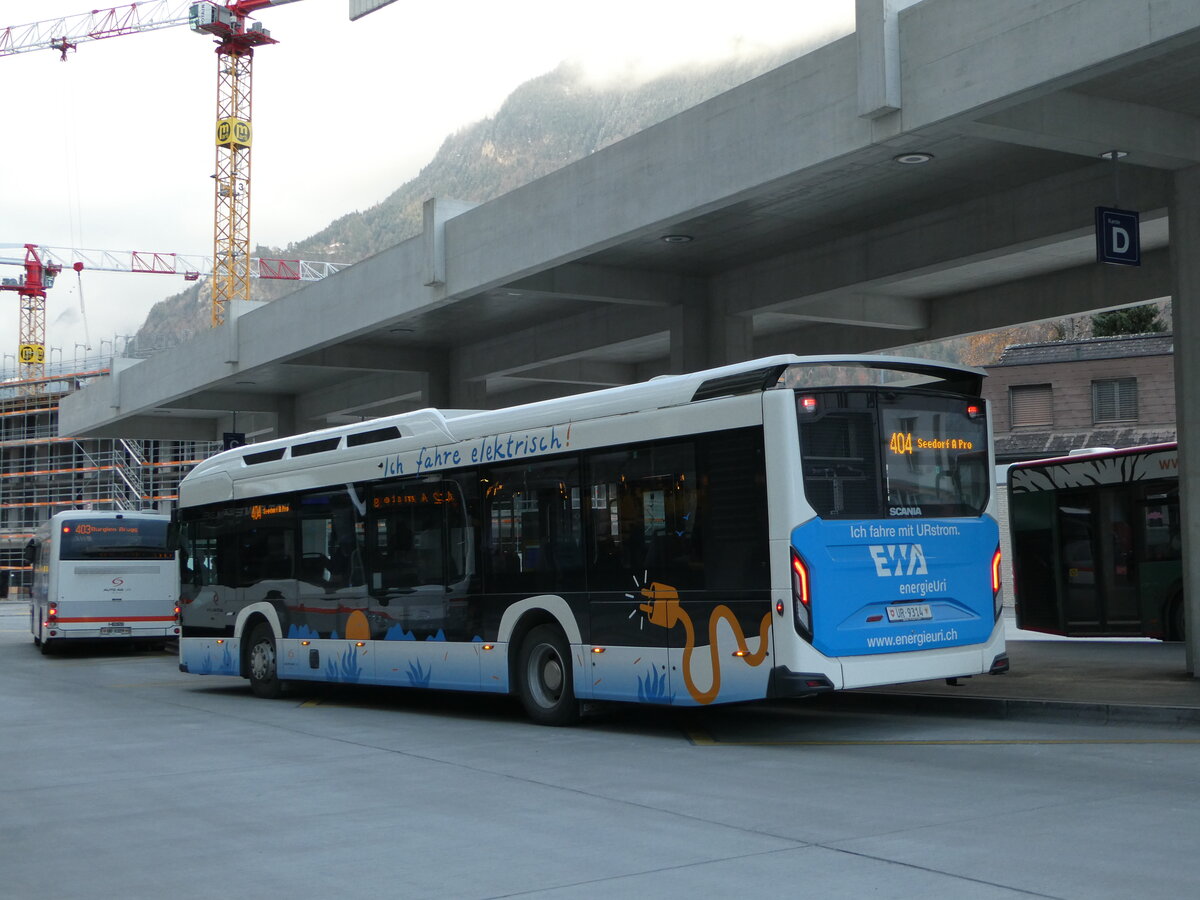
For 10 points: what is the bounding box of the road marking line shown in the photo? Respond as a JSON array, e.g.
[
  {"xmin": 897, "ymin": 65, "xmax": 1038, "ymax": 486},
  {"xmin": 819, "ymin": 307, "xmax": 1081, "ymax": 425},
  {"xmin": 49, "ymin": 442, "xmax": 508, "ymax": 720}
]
[
  {"xmin": 107, "ymin": 680, "xmax": 190, "ymax": 688},
  {"xmin": 684, "ymin": 728, "xmax": 1200, "ymax": 747}
]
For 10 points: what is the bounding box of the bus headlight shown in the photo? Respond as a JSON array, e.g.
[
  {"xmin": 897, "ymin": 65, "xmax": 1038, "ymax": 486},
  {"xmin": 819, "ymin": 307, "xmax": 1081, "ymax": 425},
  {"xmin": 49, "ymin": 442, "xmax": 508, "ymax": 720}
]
[{"xmin": 791, "ymin": 549, "xmax": 812, "ymax": 640}]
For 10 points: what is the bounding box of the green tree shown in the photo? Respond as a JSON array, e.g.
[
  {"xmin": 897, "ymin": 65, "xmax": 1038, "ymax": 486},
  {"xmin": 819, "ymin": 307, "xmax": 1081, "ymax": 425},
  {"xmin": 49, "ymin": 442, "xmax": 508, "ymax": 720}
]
[{"xmin": 1091, "ymin": 304, "xmax": 1166, "ymax": 336}]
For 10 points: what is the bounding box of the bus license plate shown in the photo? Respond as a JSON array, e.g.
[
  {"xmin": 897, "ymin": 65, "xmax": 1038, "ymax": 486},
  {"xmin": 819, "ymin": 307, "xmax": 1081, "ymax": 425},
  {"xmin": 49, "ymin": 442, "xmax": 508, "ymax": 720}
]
[
  {"xmin": 100, "ymin": 626, "xmax": 131, "ymax": 636},
  {"xmin": 886, "ymin": 604, "xmax": 932, "ymax": 623}
]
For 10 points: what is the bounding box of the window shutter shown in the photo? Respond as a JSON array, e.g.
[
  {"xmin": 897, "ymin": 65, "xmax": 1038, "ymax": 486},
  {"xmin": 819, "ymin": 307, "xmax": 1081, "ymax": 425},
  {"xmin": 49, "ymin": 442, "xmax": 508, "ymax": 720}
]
[
  {"xmin": 1093, "ymin": 378, "xmax": 1138, "ymax": 422},
  {"xmin": 1010, "ymin": 384, "xmax": 1053, "ymax": 426}
]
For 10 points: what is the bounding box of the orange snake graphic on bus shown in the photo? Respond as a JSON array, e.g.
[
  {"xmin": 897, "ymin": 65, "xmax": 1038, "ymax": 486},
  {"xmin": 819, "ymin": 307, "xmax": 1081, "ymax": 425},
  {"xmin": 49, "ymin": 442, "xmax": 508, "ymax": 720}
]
[{"xmin": 638, "ymin": 582, "xmax": 772, "ymax": 704}]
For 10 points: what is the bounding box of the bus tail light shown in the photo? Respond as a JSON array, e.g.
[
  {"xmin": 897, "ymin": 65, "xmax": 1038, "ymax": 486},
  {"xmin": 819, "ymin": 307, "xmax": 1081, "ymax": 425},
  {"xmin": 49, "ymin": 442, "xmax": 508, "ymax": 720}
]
[
  {"xmin": 991, "ymin": 545, "xmax": 1003, "ymax": 620},
  {"xmin": 45, "ymin": 605, "xmax": 58, "ymax": 625},
  {"xmin": 791, "ymin": 549, "xmax": 812, "ymax": 639},
  {"xmin": 799, "ymin": 396, "xmax": 818, "ymax": 415}
]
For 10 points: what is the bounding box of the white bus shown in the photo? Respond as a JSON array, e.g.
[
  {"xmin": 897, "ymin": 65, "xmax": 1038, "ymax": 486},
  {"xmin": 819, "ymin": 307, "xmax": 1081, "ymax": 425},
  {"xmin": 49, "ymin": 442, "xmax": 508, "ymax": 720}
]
[
  {"xmin": 28, "ymin": 510, "xmax": 179, "ymax": 654},
  {"xmin": 175, "ymin": 355, "xmax": 1008, "ymax": 724}
]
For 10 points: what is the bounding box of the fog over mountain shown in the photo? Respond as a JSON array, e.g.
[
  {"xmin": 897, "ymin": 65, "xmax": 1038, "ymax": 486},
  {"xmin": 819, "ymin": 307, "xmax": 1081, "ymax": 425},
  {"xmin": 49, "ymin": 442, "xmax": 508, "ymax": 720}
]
[{"xmin": 133, "ymin": 45, "xmax": 811, "ymax": 350}]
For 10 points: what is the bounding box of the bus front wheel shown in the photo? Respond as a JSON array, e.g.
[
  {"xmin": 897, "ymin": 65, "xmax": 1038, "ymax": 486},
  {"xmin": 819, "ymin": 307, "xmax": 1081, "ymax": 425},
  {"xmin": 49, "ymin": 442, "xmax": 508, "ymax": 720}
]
[
  {"xmin": 517, "ymin": 625, "xmax": 580, "ymax": 726},
  {"xmin": 246, "ymin": 622, "xmax": 285, "ymax": 699}
]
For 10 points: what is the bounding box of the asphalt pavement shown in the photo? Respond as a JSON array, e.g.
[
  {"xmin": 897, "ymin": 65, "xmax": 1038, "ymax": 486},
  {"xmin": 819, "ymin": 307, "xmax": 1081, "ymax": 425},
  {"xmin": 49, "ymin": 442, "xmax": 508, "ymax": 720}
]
[
  {"xmin": 848, "ymin": 613, "xmax": 1200, "ymax": 725},
  {"xmin": 3, "ymin": 599, "xmax": 1198, "ymax": 722}
]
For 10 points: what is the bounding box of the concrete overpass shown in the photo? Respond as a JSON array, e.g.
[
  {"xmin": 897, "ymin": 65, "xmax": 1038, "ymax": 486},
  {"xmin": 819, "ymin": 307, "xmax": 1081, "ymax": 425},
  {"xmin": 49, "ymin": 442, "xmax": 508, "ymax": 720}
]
[{"xmin": 60, "ymin": 0, "xmax": 1200, "ymax": 669}]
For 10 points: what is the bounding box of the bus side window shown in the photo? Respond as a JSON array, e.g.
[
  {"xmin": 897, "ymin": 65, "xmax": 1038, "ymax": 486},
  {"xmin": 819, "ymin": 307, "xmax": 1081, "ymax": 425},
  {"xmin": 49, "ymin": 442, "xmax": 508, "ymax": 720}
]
[
  {"xmin": 298, "ymin": 490, "xmax": 362, "ymax": 589},
  {"xmin": 367, "ymin": 479, "xmax": 472, "ymax": 593},
  {"xmin": 586, "ymin": 442, "xmax": 699, "ymax": 591},
  {"xmin": 485, "ymin": 459, "xmax": 583, "ymax": 593},
  {"xmin": 181, "ymin": 515, "xmax": 226, "ymax": 587},
  {"xmin": 1140, "ymin": 488, "xmax": 1180, "ymax": 561}
]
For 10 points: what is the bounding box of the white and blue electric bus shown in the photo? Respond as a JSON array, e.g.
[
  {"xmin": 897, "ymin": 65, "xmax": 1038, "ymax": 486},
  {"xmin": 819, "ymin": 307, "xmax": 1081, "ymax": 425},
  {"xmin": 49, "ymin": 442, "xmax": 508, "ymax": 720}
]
[{"xmin": 175, "ymin": 355, "xmax": 1007, "ymax": 723}]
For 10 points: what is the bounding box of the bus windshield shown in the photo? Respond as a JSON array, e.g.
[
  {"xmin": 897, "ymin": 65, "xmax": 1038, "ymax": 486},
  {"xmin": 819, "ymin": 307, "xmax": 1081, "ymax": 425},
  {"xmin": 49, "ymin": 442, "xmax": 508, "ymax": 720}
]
[
  {"xmin": 59, "ymin": 518, "xmax": 172, "ymax": 560},
  {"xmin": 797, "ymin": 390, "xmax": 989, "ymax": 519}
]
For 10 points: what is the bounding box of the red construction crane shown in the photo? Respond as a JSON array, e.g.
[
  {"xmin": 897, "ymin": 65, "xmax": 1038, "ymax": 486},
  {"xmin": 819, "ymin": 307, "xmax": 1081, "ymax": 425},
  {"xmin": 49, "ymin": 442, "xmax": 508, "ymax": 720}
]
[
  {"xmin": 1, "ymin": 1, "xmax": 305, "ymax": 329},
  {"xmin": 1, "ymin": 242, "xmax": 345, "ymax": 388},
  {"xmin": 0, "ymin": 245, "xmax": 62, "ymax": 393}
]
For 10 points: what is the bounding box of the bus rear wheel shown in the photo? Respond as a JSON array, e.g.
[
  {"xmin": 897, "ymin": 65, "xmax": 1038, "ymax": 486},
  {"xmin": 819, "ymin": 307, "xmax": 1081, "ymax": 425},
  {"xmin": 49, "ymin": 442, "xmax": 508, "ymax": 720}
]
[
  {"xmin": 517, "ymin": 625, "xmax": 579, "ymax": 726},
  {"xmin": 247, "ymin": 622, "xmax": 285, "ymax": 699}
]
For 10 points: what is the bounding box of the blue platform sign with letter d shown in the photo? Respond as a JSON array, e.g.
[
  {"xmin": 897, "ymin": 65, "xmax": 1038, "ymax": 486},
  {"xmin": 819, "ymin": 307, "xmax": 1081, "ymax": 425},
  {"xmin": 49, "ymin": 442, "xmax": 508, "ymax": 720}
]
[{"xmin": 1096, "ymin": 207, "xmax": 1140, "ymax": 266}]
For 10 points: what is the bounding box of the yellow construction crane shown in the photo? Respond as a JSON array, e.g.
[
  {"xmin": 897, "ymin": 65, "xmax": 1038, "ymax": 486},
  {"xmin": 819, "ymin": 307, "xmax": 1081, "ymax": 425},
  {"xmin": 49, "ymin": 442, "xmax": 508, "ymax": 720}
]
[{"xmin": 1, "ymin": 0, "xmax": 304, "ymax": 338}]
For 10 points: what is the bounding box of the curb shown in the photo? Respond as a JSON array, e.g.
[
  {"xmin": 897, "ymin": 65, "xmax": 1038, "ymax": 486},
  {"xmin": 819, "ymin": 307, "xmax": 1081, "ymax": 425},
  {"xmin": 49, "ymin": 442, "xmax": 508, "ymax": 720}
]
[{"xmin": 830, "ymin": 689, "xmax": 1200, "ymax": 726}]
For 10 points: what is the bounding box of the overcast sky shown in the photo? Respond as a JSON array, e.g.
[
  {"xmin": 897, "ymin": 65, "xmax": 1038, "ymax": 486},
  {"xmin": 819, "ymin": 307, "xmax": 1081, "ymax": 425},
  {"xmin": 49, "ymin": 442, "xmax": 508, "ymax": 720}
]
[{"xmin": 1, "ymin": 1, "xmax": 854, "ymax": 367}]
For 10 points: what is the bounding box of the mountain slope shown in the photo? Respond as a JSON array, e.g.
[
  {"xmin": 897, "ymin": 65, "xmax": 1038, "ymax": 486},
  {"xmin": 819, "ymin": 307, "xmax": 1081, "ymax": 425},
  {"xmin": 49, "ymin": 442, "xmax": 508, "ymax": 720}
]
[{"xmin": 132, "ymin": 46, "xmax": 810, "ymax": 350}]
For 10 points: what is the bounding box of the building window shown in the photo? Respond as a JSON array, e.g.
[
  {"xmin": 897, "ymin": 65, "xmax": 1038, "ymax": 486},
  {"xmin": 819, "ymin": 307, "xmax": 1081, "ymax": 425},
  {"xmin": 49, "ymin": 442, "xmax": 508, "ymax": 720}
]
[
  {"xmin": 1010, "ymin": 384, "xmax": 1053, "ymax": 426},
  {"xmin": 1093, "ymin": 378, "xmax": 1138, "ymax": 423}
]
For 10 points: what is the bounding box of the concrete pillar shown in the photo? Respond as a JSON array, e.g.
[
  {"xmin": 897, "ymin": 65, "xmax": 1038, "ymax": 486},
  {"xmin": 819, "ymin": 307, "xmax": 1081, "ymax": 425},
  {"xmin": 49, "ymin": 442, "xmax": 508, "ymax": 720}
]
[
  {"xmin": 670, "ymin": 296, "xmax": 710, "ymax": 374},
  {"xmin": 707, "ymin": 299, "xmax": 755, "ymax": 367},
  {"xmin": 448, "ymin": 348, "xmax": 488, "ymax": 410},
  {"xmin": 1169, "ymin": 166, "xmax": 1200, "ymax": 675},
  {"xmin": 422, "ymin": 356, "xmax": 452, "ymax": 409}
]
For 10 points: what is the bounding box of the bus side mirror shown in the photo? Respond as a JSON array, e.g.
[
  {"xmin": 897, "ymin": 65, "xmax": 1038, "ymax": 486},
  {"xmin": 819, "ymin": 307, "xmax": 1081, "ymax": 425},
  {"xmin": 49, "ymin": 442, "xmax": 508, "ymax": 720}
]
[
  {"xmin": 166, "ymin": 521, "xmax": 181, "ymax": 552},
  {"xmin": 23, "ymin": 539, "xmax": 36, "ymax": 565}
]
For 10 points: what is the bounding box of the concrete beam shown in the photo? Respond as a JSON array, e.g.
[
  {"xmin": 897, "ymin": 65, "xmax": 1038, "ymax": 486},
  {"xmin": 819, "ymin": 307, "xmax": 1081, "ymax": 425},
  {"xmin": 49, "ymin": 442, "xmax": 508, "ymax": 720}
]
[
  {"xmin": 455, "ymin": 305, "xmax": 675, "ymax": 382},
  {"xmin": 768, "ymin": 293, "xmax": 929, "ymax": 330},
  {"xmin": 900, "ymin": 0, "xmax": 1200, "ymax": 134},
  {"xmin": 164, "ymin": 391, "xmax": 288, "ymax": 414},
  {"xmin": 506, "ymin": 264, "xmax": 698, "ymax": 307},
  {"xmin": 509, "ymin": 359, "xmax": 637, "ymax": 387},
  {"xmin": 965, "ymin": 91, "xmax": 1200, "ymax": 169},
  {"xmin": 282, "ymin": 342, "xmax": 440, "ymax": 373},
  {"xmin": 68, "ymin": 414, "xmax": 222, "ymax": 442},
  {"xmin": 294, "ymin": 371, "xmax": 429, "ymax": 422},
  {"xmin": 755, "ymin": 248, "xmax": 1171, "ymax": 357},
  {"xmin": 718, "ymin": 166, "xmax": 1171, "ymax": 316}
]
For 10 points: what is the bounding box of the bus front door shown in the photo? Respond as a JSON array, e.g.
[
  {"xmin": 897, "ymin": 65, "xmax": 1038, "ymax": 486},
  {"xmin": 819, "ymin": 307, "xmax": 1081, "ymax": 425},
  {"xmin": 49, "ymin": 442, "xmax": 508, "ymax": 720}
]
[{"xmin": 1058, "ymin": 494, "xmax": 1101, "ymax": 632}]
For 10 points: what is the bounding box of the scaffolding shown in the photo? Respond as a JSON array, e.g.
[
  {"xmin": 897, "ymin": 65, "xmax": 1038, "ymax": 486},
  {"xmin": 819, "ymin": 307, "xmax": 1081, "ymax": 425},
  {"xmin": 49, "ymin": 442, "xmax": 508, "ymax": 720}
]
[{"xmin": 0, "ymin": 353, "xmax": 219, "ymax": 597}]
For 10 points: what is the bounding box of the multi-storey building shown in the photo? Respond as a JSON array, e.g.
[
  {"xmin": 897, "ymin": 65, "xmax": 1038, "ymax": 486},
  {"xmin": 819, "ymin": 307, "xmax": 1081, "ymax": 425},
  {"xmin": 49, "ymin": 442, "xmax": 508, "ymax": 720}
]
[
  {"xmin": 983, "ymin": 333, "xmax": 1176, "ymax": 465},
  {"xmin": 0, "ymin": 355, "xmax": 218, "ymax": 597}
]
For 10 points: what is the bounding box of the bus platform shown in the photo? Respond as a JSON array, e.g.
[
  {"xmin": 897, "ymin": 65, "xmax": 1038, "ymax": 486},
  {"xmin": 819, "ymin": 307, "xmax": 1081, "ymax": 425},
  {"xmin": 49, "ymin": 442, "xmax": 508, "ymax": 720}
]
[{"xmin": 843, "ymin": 614, "xmax": 1200, "ymax": 725}]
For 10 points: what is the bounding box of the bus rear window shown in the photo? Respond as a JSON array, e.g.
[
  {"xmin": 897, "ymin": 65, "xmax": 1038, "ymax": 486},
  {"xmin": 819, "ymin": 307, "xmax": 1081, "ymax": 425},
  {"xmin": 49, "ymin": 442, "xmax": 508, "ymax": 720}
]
[
  {"xmin": 60, "ymin": 519, "xmax": 172, "ymax": 560},
  {"xmin": 798, "ymin": 391, "xmax": 989, "ymax": 519}
]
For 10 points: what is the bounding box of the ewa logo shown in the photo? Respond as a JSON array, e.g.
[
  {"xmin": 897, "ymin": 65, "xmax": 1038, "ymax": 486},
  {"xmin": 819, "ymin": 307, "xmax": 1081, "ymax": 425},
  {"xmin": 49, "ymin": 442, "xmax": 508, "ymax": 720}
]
[
  {"xmin": 869, "ymin": 544, "xmax": 928, "ymax": 577},
  {"xmin": 889, "ymin": 506, "xmax": 923, "ymax": 517}
]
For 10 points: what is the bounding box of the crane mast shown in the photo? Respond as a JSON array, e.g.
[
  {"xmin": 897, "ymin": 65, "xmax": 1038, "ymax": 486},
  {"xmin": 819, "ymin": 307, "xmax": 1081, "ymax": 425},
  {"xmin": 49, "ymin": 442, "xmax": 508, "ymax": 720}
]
[
  {"xmin": 190, "ymin": 2, "xmax": 295, "ymax": 326},
  {"xmin": 0, "ymin": 245, "xmax": 61, "ymax": 391},
  {"xmin": 3, "ymin": 0, "xmax": 304, "ymax": 341}
]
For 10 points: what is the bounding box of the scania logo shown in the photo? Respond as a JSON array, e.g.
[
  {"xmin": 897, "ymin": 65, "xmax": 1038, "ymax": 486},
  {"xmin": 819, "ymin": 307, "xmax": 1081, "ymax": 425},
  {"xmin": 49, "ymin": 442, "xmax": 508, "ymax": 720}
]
[{"xmin": 889, "ymin": 506, "xmax": 923, "ymax": 517}]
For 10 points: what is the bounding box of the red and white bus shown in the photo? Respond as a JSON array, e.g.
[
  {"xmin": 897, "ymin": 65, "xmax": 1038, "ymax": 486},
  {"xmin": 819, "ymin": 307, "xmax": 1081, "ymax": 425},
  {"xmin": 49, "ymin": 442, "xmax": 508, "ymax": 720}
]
[{"xmin": 28, "ymin": 510, "xmax": 179, "ymax": 654}]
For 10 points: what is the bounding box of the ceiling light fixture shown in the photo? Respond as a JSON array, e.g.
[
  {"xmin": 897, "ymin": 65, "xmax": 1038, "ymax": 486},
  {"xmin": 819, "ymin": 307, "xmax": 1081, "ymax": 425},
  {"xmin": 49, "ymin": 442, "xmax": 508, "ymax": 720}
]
[
  {"xmin": 1099, "ymin": 150, "xmax": 1128, "ymax": 160},
  {"xmin": 661, "ymin": 234, "xmax": 693, "ymax": 243},
  {"xmin": 893, "ymin": 152, "xmax": 934, "ymax": 165}
]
